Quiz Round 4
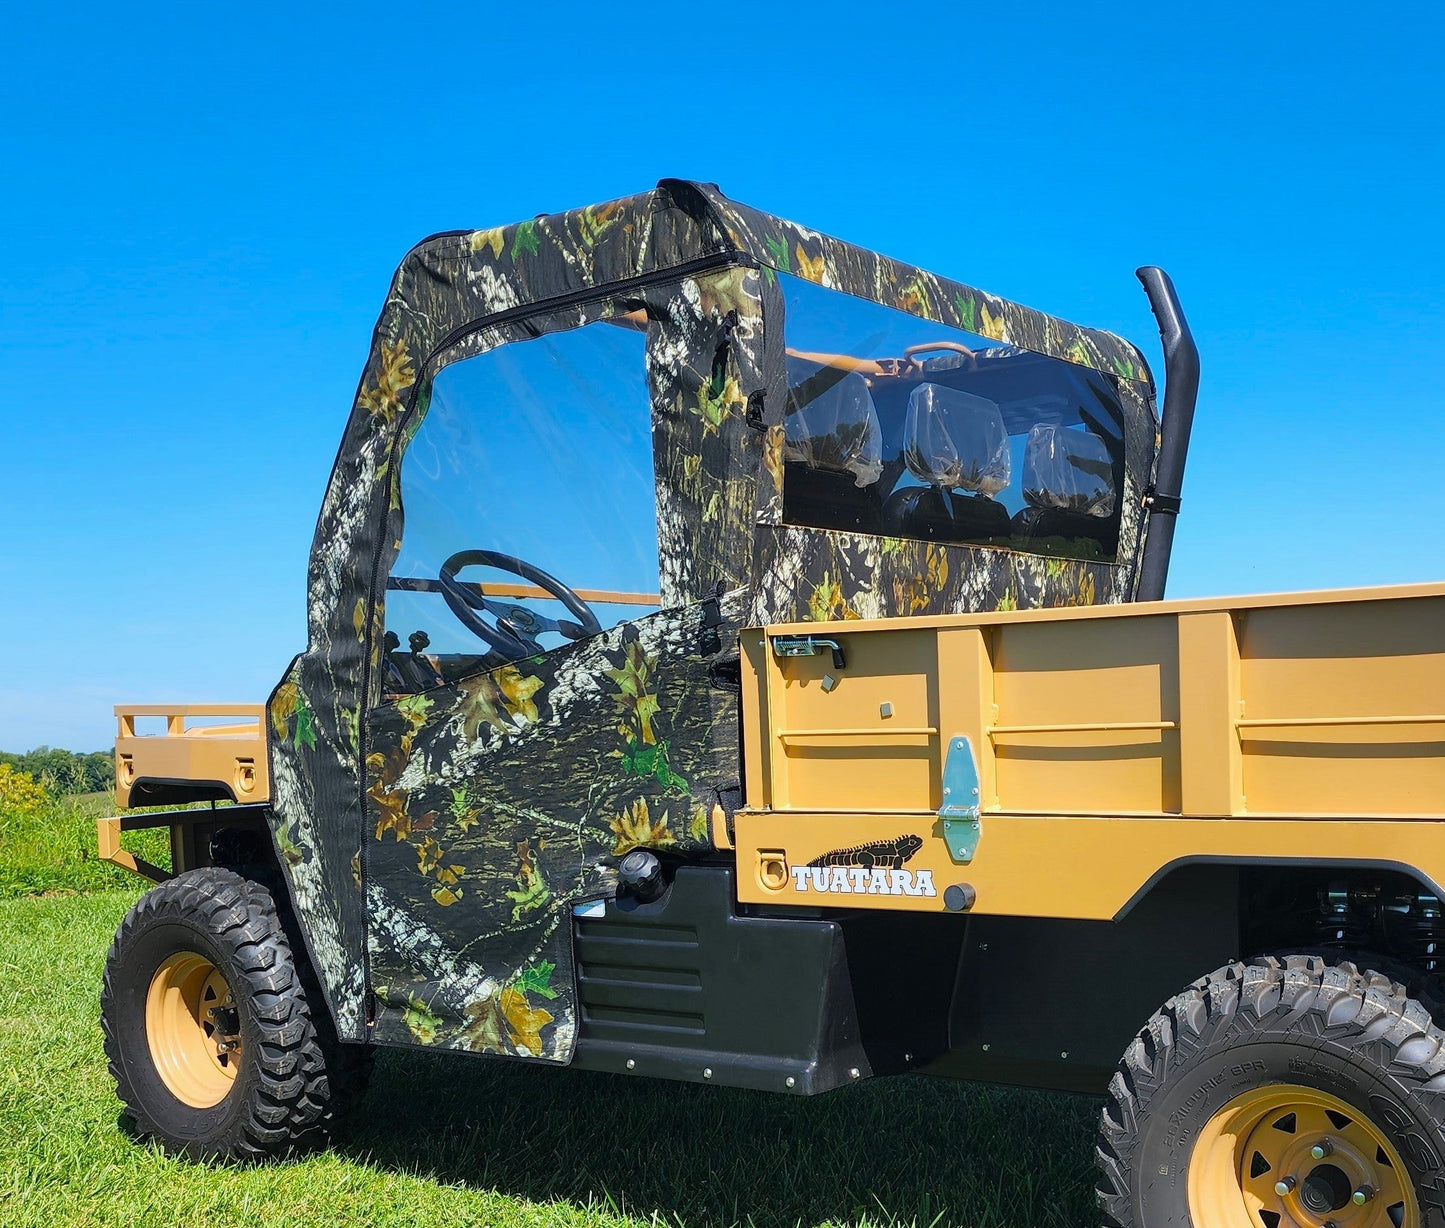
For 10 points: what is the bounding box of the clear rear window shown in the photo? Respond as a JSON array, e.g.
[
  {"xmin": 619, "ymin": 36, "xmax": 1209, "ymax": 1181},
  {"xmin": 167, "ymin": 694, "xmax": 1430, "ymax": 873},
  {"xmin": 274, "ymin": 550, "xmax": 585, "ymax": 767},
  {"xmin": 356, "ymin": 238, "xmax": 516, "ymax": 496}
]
[{"xmin": 780, "ymin": 274, "xmax": 1127, "ymax": 562}]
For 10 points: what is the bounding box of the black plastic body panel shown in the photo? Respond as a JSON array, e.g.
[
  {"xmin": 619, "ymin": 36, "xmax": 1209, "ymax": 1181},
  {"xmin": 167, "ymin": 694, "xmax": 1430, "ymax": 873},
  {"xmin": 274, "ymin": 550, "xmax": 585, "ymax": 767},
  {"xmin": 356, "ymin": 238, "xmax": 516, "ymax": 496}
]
[
  {"xmin": 928, "ymin": 864, "xmax": 1239, "ymax": 1093},
  {"xmin": 570, "ymin": 866, "xmax": 871, "ymax": 1094}
]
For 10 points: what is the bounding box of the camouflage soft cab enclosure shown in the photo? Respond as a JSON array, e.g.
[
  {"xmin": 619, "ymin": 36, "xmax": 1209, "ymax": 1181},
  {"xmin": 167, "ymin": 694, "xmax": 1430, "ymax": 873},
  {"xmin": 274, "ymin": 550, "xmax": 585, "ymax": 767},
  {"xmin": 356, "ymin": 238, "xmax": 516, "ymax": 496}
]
[{"xmin": 264, "ymin": 179, "xmax": 1158, "ymax": 1057}]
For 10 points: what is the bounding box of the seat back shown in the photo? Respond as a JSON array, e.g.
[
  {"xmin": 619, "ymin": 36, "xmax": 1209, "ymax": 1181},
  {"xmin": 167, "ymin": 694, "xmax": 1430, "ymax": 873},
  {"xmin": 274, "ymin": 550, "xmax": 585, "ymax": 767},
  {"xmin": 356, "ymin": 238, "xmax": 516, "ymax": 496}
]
[
  {"xmin": 1021, "ymin": 423, "xmax": 1116, "ymax": 516},
  {"xmin": 882, "ymin": 383, "xmax": 1011, "ymax": 543},
  {"xmin": 901, "ymin": 383, "xmax": 1010, "ymax": 495},
  {"xmin": 782, "ymin": 365, "xmax": 885, "ymax": 534},
  {"xmin": 1011, "ymin": 424, "xmax": 1119, "ymax": 553}
]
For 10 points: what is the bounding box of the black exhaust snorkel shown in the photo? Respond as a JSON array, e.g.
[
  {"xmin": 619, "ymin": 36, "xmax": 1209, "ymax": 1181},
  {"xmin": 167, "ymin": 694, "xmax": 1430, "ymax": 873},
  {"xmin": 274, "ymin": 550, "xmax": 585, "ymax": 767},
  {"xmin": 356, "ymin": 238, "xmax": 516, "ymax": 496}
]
[{"xmin": 1134, "ymin": 266, "xmax": 1201, "ymax": 602}]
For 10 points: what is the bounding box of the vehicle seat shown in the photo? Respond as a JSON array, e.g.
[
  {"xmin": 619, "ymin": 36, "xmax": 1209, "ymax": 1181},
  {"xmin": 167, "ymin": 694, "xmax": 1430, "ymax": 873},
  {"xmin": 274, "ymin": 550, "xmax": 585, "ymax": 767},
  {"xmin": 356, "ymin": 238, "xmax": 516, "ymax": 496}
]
[
  {"xmin": 782, "ymin": 364, "xmax": 885, "ymax": 535},
  {"xmin": 882, "ymin": 383, "xmax": 1010, "ymax": 542},
  {"xmin": 1010, "ymin": 424, "xmax": 1119, "ymax": 553}
]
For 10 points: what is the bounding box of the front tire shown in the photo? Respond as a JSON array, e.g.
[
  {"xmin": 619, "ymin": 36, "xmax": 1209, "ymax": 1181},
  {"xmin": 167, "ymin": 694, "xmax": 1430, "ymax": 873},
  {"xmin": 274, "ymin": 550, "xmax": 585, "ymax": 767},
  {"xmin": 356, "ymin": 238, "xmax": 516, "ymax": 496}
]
[
  {"xmin": 1097, "ymin": 955, "xmax": 1445, "ymax": 1226},
  {"xmin": 101, "ymin": 867, "xmax": 367, "ymax": 1162}
]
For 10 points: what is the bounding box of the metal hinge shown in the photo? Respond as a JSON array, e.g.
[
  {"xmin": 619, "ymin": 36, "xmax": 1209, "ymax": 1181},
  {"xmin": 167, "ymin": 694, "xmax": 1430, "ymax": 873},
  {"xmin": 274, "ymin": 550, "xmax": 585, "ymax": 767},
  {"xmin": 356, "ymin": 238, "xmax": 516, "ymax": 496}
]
[{"xmin": 938, "ymin": 735, "xmax": 982, "ymax": 863}]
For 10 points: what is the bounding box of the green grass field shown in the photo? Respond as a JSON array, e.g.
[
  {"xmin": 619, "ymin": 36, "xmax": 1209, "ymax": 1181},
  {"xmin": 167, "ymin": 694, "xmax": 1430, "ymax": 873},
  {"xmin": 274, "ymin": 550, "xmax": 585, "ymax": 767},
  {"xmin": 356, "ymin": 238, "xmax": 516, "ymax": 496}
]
[
  {"xmin": 0, "ymin": 788, "xmax": 1102, "ymax": 1227},
  {"xmin": 0, "ymin": 789, "xmax": 171, "ymax": 898}
]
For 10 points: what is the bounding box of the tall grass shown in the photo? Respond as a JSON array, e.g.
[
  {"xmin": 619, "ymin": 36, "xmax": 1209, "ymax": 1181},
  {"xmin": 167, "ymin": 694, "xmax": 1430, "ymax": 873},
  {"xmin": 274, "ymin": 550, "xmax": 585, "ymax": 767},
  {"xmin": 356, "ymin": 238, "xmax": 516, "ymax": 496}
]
[{"xmin": 0, "ymin": 783, "xmax": 170, "ymax": 898}]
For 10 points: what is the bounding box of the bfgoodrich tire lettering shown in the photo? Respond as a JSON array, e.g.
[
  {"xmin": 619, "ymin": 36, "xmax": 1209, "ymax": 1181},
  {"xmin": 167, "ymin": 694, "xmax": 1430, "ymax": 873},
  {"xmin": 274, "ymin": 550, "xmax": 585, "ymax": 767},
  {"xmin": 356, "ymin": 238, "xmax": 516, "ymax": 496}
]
[
  {"xmin": 101, "ymin": 867, "xmax": 369, "ymax": 1162},
  {"xmin": 1097, "ymin": 955, "xmax": 1445, "ymax": 1226}
]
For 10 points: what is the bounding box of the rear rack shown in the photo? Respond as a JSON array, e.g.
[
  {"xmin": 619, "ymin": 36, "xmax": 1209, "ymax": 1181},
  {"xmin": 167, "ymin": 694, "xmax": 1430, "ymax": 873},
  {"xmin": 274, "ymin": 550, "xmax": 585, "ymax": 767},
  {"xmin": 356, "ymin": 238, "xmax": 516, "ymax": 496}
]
[{"xmin": 114, "ymin": 703, "xmax": 269, "ymax": 810}]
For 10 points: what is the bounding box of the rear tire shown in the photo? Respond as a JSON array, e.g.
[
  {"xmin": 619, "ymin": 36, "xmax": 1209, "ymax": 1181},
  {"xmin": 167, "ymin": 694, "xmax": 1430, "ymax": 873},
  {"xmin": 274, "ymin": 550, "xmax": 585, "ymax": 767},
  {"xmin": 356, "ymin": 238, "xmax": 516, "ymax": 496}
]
[
  {"xmin": 101, "ymin": 867, "xmax": 370, "ymax": 1162},
  {"xmin": 1097, "ymin": 954, "xmax": 1445, "ymax": 1226}
]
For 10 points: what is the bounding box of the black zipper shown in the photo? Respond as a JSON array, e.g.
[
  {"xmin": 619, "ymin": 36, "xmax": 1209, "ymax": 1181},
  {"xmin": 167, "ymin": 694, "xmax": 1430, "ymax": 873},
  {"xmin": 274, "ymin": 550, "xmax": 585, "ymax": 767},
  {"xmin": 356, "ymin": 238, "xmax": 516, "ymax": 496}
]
[
  {"xmin": 356, "ymin": 247, "xmax": 751, "ymax": 1021},
  {"xmin": 425, "ymin": 250, "xmax": 751, "ymax": 371}
]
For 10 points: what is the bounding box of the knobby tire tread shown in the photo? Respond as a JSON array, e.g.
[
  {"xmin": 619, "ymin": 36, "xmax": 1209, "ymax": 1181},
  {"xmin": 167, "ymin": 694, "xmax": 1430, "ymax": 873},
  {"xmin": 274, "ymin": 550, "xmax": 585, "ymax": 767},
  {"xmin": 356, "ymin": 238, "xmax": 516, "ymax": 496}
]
[{"xmin": 101, "ymin": 867, "xmax": 371, "ymax": 1162}]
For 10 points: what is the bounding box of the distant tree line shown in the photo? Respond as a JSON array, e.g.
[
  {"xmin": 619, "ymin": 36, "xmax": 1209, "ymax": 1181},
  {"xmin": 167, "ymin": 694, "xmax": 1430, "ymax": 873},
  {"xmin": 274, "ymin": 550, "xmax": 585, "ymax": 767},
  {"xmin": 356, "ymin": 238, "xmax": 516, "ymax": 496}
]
[{"xmin": 0, "ymin": 747, "xmax": 114, "ymax": 794}]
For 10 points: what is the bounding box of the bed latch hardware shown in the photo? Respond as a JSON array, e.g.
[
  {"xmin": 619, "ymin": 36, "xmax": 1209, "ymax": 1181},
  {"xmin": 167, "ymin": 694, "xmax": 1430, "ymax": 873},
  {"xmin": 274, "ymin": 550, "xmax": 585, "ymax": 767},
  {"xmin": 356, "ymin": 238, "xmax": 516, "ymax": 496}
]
[{"xmin": 770, "ymin": 635, "xmax": 846, "ymax": 669}]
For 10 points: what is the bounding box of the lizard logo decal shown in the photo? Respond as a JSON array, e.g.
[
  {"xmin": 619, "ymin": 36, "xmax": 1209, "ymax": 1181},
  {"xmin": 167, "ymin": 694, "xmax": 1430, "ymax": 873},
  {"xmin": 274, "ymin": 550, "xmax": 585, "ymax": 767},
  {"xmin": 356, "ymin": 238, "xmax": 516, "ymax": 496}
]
[{"xmin": 792, "ymin": 834, "xmax": 936, "ymax": 898}]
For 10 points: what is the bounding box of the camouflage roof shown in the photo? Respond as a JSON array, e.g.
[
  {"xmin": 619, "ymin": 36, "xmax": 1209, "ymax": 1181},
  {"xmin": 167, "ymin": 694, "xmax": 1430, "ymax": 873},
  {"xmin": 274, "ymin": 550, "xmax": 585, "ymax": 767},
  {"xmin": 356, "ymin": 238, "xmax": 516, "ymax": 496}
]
[{"xmin": 394, "ymin": 178, "xmax": 1155, "ymax": 388}]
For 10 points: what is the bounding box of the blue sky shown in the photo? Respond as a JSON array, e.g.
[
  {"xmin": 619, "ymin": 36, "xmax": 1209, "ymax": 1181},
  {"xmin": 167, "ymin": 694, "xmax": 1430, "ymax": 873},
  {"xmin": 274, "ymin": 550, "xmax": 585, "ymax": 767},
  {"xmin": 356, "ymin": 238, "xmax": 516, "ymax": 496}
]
[{"xmin": 2, "ymin": 2, "xmax": 1441, "ymax": 752}]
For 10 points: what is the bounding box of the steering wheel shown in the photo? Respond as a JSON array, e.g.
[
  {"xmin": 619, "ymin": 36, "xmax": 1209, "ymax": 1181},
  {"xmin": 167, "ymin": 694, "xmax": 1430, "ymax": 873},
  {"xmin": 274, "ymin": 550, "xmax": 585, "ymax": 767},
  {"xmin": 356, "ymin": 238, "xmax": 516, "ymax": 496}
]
[{"xmin": 438, "ymin": 549, "xmax": 602, "ymax": 661}]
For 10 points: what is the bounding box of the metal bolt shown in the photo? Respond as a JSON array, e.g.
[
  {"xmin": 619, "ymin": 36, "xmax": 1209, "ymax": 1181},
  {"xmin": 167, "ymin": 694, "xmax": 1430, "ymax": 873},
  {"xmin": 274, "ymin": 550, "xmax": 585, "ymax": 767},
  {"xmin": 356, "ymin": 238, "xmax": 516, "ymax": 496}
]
[
  {"xmin": 1353, "ymin": 1185, "xmax": 1376, "ymax": 1205},
  {"xmin": 785, "ymin": 1076, "xmax": 795, "ymax": 1088},
  {"xmin": 1311, "ymin": 1139, "xmax": 1334, "ymax": 1160},
  {"xmin": 702, "ymin": 1067, "xmax": 713, "ymax": 1079},
  {"xmin": 849, "ymin": 1067, "xmax": 861, "ymax": 1079},
  {"xmin": 625, "ymin": 1058, "xmax": 635, "ymax": 1070},
  {"xmin": 904, "ymin": 1052, "xmax": 913, "ymax": 1063},
  {"xmin": 1275, "ymin": 1176, "xmax": 1297, "ymax": 1196},
  {"xmin": 979, "ymin": 942, "xmax": 988, "ymax": 951},
  {"xmin": 1060, "ymin": 1051, "xmax": 1069, "ymax": 1059},
  {"xmin": 971, "ymin": 787, "xmax": 978, "ymax": 796},
  {"xmin": 982, "ymin": 1043, "xmax": 990, "ymax": 1051},
  {"xmin": 944, "ymin": 787, "xmax": 951, "ymax": 796}
]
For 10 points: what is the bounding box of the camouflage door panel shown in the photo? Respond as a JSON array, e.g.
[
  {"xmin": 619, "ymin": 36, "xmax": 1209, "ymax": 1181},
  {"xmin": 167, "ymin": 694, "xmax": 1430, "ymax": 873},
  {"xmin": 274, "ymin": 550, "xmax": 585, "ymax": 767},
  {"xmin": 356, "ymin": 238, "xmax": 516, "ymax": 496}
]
[{"xmin": 364, "ymin": 593, "xmax": 743, "ymax": 1060}]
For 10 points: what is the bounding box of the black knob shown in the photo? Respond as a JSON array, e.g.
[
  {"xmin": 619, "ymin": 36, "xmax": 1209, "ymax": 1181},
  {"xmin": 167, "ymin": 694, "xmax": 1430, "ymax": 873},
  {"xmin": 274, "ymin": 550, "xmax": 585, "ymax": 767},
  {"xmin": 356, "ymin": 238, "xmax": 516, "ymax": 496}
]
[
  {"xmin": 618, "ymin": 850, "xmax": 665, "ymax": 902},
  {"xmin": 944, "ymin": 883, "xmax": 977, "ymax": 913}
]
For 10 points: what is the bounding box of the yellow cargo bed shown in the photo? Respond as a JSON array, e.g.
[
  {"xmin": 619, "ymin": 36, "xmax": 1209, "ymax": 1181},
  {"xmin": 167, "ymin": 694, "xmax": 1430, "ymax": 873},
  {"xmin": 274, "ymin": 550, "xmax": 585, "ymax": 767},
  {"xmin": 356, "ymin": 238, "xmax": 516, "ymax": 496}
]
[{"xmin": 737, "ymin": 581, "xmax": 1445, "ymax": 919}]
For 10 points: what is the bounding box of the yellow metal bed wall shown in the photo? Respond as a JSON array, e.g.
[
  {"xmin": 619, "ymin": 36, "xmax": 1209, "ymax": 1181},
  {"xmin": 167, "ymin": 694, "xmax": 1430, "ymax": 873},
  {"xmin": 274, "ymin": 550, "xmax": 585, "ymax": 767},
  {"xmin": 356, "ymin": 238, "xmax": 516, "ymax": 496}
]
[{"xmin": 736, "ymin": 582, "xmax": 1445, "ymax": 919}]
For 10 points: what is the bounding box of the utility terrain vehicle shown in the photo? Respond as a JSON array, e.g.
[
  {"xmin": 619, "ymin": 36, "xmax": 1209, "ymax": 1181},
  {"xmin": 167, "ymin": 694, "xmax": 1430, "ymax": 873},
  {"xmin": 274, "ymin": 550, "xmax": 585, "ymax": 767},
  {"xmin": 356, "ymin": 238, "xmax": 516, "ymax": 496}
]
[{"xmin": 100, "ymin": 180, "xmax": 1445, "ymax": 1228}]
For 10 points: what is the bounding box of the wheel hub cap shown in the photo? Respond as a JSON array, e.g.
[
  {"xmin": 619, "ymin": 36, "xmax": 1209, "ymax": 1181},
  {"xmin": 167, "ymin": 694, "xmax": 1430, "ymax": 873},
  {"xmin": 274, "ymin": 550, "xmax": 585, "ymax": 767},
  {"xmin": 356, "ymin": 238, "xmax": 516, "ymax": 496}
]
[
  {"xmin": 145, "ymin": 951, "xmax": 241, "ymax": 1108},
  {"xmin": 1188, "ymin": 1084, "xmax": 1415, "ymax": 1227}
]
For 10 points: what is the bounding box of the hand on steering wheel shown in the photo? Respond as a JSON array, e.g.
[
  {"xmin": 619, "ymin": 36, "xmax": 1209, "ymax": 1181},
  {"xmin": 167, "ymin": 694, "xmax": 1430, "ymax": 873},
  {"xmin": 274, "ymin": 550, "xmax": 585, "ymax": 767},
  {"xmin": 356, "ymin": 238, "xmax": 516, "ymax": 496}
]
[{"xmin": 438, "ymin": 549, "xmax": 602, "ymax": 661}]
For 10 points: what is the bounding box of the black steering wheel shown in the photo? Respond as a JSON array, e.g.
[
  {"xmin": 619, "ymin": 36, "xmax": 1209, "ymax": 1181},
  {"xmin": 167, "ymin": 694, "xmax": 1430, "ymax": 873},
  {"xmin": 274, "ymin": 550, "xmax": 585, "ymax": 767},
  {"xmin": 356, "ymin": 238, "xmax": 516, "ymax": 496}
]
[{"xmin": 438, "ymin": 549, "xmax": 602, "ymax": 661}]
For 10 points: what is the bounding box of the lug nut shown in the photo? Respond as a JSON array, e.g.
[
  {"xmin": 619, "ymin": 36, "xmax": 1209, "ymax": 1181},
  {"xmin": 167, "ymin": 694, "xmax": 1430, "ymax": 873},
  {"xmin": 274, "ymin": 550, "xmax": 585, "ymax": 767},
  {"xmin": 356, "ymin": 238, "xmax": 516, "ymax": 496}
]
[
  {"xmin": 1311, "ymin": 1139, "xmax": 1334, "ymax": 1159},
  {"xmin": 1353, "ymin": 1185, "xmax": 1376, "ymax": 1205},
  {"xmin": 1274, "ymin": 1176, "xmax": 1297, "ymax": 1196}
]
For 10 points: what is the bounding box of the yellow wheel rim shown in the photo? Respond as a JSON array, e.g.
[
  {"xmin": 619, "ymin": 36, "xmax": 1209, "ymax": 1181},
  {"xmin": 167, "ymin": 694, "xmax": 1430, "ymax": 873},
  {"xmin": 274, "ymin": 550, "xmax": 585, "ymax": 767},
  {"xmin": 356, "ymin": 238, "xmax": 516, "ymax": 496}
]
[
  {"xmin": 145, "ymin": 952, "xmax": 241, "ymax": 1108},
  {"xmin": 1189, "ymin": 1083, "xmax": 1417, "ymax": 1227}
]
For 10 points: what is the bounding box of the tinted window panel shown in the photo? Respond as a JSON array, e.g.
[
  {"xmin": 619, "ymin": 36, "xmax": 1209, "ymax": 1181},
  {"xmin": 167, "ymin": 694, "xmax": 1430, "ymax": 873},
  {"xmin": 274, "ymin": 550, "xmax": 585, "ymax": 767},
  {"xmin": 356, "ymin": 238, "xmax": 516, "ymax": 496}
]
[{"xmin": 780, "ymin": 275, "xmax": 1127, "ymax": 561}]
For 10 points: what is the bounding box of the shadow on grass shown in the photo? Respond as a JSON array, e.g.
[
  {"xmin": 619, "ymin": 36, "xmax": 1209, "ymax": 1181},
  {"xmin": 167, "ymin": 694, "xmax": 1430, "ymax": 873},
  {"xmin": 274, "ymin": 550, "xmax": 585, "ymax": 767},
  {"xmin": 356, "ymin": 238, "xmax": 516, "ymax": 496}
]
[{"xmin": 341, "ymin": 1049, "xmax": 1102, "ymax": 1228}]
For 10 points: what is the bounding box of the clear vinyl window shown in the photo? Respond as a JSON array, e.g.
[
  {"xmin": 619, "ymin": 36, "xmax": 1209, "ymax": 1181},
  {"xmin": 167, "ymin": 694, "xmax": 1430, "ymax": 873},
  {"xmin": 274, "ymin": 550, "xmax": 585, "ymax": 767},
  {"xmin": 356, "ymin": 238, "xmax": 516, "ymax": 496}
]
[
  {"xmin": 780, "ymin": 274, "xmax": 1126, "ymax": 561},
  {"xmin": 382, "ymin": 316, "xmax": 658, "ymax": 695}
]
